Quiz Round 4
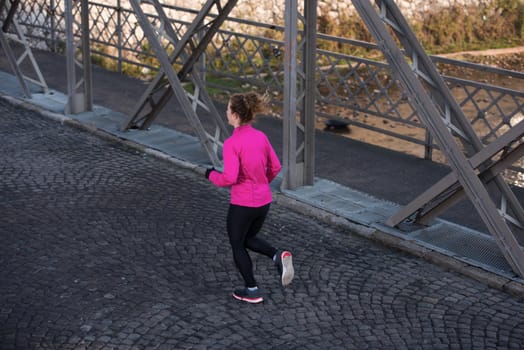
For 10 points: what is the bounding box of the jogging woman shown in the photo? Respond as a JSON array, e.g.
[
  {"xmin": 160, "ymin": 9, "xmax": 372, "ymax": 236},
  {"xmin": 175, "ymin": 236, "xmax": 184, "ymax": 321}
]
[{"xmin": 205, "ymin": 91, "xmax": 294, "ymax": 304}]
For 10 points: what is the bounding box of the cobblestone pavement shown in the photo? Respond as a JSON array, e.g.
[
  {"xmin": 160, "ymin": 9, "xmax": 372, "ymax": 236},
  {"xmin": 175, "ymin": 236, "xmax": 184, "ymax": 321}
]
[{"xmin": 1, "ymin": 98, "xmax": 524, "ymax": 350}]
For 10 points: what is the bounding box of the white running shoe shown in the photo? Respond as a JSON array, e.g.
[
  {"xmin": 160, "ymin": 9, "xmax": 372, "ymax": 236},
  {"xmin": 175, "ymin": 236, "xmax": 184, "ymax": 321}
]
[{"xmin": 276, "ymin": 250, "xmax": 294, "ymax": 287}]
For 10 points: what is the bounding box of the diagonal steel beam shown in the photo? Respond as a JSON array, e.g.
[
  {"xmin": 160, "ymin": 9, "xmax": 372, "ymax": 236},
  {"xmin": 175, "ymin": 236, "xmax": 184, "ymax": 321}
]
[
  {"xmin": 122, "ymin": 0, "xmax": 237, "ymax": 132},
  {"xmin": 0, "ymin": 0, "xmax": 47, "ymax": 97},
  {"xmin": 0, "ymin": 27, "xmax": 29, "ymax": 96},
  {"xmin": 371, "ymin": 0, "xmax": 524, "ymax": 230},
  {"xmin": 352, "ymin": 0, "xmax": 524, "ymax": 276},
  {"xmin": 416, "ymin": 143, "xmax": 524, "ymax": 227},
  {"xmin": 1, "ymin": 0, "xmax": 18, "ymax": 32},
  {"xmin": 127, "ymin": 0, "xmax": 226, "ymax": 166},
  {"xmin": 358, "ymin": 0, "xmax": 524, "ymax": 226},
  {"xmin": 387, "ymin": 120, "xmax": 524, "ymax": 226},
  {"xmin": 144, "ymin": 0, "xmax": 228, "ymax": 138}
]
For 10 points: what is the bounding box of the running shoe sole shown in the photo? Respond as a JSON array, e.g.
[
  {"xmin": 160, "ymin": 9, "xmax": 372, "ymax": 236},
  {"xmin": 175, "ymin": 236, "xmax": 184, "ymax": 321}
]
[
  {"xmin": 232, "ymin": 292, "xmax": 263, "ymax": 304},
  {"xmin": 280, "ymin": 251, "xmax": 294, "ymax": 287}
]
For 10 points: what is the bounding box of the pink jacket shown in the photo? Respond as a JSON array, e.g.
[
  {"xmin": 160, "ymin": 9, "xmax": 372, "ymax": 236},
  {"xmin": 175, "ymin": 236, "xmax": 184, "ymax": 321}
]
[{"xmin": 208, "ymin": 124, "xmax": 282, "ymax": 207}]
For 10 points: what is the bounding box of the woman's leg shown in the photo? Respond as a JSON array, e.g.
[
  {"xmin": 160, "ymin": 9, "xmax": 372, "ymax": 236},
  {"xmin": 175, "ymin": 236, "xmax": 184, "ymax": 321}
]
[
  {"xmin": 227, "ymin": 204, "xmax": 258, "ymax": 287},
  {"xmin": 244, "ymin": 204, "xmax": 294, "ymax": 287},
  {"xmin": 244, "ymin": 204, "xmax": 278, "ymax": 259}
]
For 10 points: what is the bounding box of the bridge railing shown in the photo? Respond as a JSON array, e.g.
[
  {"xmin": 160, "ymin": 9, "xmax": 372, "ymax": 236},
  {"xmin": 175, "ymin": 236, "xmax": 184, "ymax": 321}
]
[{"xmin": 11, "ymin": 0, "xmax": 524, "ymax": 185}]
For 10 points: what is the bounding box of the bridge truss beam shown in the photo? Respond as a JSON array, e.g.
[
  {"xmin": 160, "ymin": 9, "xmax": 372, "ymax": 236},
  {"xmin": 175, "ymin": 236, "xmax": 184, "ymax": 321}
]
[
  {"xmin": 121, "ymin": 0, "xmax": 234, "ymax": 167},
  {"xmin": 0, "ymin": 0, "xmax": 48, "ymax": 97},
  {"xmin": 65, "ymin": 0, "xmax": 92, "ymax": 114},
  {"xmin": 352, "ymin": 0, "xmax": 524, "ymax": 277},
  {"xmin": 281, "ymin": 0, "xmax": 317, "ymax": 190}
]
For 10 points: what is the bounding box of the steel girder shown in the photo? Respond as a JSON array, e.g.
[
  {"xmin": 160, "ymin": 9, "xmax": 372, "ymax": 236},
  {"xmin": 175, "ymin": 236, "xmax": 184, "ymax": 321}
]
[
  {"xmin": 387, "ymin": 120, "xmax": 524, "ymax": 228},
  {"xmin": 0, "ymin": 0, "xmax": 47, "ymax": 97},
  {"xmin": 122, "ymin": 0, "xmax": 234, "ymax": 167},
  {"xmin": 281, "ymin": 0, "xmax": 317, "ymax": 190},
  {"xmin": 352, "ymin": 0, "xmax": 524, "ymax": 276},
  {"xmin": 65, "ymin": 0, "xmax": 93, "ymax": 114}
]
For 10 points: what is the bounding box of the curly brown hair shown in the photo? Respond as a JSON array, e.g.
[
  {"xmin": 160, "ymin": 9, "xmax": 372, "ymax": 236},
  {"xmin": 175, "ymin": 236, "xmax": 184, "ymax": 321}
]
[{"xmin": 229, "ymin": 92, "xmax": 270, "ymax": 124}]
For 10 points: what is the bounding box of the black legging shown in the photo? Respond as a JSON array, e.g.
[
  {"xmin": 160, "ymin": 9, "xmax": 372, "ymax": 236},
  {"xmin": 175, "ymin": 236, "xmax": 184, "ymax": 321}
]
[{"xmin": 227, "ymin": 203, "xmax": 278, "ymax": 288}]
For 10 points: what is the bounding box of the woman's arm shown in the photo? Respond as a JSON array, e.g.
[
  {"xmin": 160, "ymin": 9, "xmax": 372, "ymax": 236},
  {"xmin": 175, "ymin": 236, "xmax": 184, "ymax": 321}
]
[
  {"xmin": 266, "ymin": 140, "xmax": 282, "ymax": 183},
  {"xmin": 208, "ymin": 140, "xmax": 240, "ymax": 187}
]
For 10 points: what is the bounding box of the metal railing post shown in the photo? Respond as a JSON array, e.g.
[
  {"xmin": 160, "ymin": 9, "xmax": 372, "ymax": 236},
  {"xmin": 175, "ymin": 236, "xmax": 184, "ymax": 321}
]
[
  {"xmin": 64, "ymin": 0, "xmax": 92, "ymax": 114},
  {"xmin": 281, "ymin": 0, "xmax": 317, "ymax": 190}
]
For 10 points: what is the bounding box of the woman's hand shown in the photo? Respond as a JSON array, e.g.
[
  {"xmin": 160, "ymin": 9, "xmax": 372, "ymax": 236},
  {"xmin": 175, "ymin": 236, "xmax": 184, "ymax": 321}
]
[{"xmin": 205, "ymin": 167, "xmax": 215, "ymax": 179}]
